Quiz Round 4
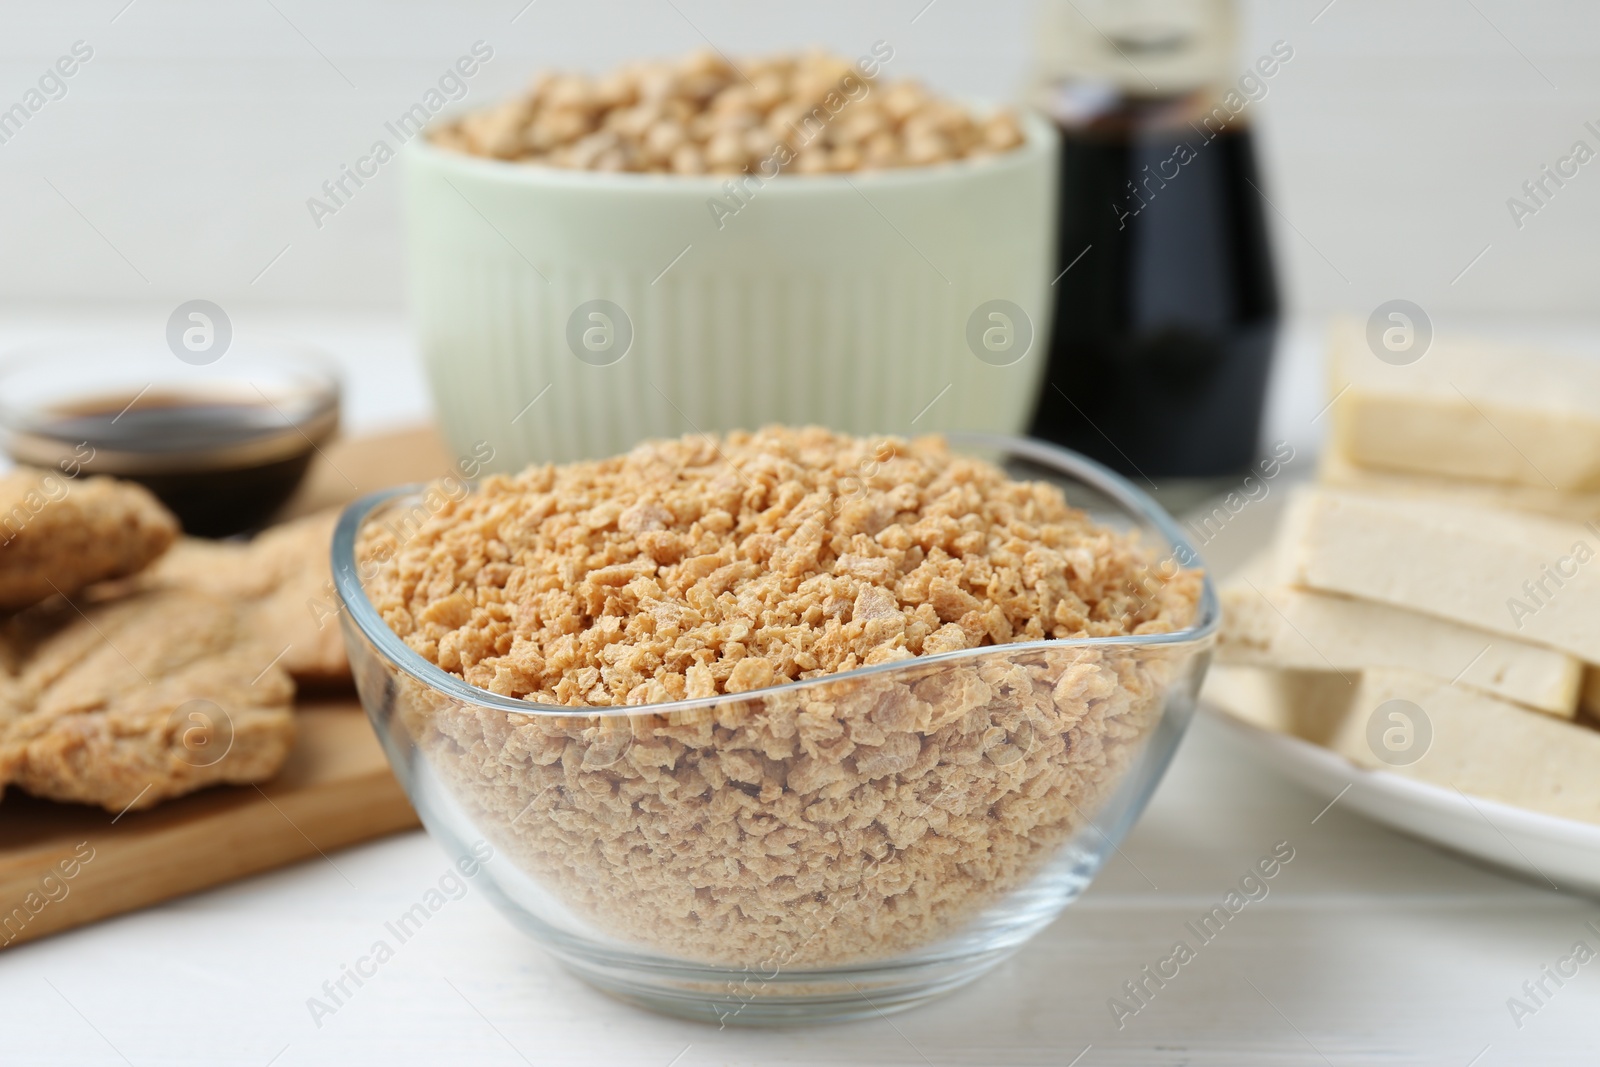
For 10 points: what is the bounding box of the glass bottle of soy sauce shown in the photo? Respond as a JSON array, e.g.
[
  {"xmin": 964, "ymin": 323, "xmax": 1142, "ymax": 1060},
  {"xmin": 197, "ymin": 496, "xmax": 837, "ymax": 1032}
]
[{"xmin": 1027, "ymin": 0, "xmax": 1278, "ymax": 479}]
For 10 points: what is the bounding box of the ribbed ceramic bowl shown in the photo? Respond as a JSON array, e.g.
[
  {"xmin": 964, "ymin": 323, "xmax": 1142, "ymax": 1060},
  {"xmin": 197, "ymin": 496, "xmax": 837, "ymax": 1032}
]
[
  {"xmin": 333, "ymin": 434, "xmax": 1215, "ymax": 1025},
  {"xmin": 402, "ymin": 115, "xmax": 1058, "ymax": 471}
]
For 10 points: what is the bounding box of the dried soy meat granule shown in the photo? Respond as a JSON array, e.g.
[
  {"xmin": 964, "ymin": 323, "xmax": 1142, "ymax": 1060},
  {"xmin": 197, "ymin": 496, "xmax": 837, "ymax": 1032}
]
[
  {"xmin": 365, "ymin": 428, "xmax": 1203, "ymax": 968},
  {"xmin": 368, "ymin": 426, "xmax": 1200, "ymax": 708}
]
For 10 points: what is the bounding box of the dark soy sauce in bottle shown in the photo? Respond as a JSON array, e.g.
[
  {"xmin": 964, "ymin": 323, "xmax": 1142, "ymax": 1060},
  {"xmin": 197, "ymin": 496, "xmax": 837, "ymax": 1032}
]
[{"xmin": 1027, "ymin": 0, "xmax": 1279, "ymax": 479}]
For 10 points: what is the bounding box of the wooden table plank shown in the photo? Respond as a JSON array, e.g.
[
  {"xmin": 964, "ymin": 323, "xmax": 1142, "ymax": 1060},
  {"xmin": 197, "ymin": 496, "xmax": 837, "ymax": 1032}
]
[
  {"xmin": 2, "ymin": 427, "xmax": 454, "ymax": 950},
  {"xmin": 1, "ymin": 703, "xmax": 418, "ymax": 949}
]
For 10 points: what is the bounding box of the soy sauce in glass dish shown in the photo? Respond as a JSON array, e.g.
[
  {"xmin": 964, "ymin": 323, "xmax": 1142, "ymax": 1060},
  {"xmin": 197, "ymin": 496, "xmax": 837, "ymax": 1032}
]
[{"xmin": 0, "ymin": 342, "xmax": 339, "ymax": 537}]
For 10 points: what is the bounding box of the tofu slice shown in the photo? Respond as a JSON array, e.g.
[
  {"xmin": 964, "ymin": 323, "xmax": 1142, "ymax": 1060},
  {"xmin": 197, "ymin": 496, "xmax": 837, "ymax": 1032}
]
[
  {"xmin": 1280, "ymin": 487, "xmax": 1600, "ymax": 664},
  {"xmin": 1326, "ymin": 668, "xmax": 1600, "ymax": 827},
  {"xmin": 1203, "ymin": 663, "xmax": 1355, "ymax": 745},
  {"xmin": 1327, "ymin": 317, "xmax": 1600, "ymax": 492},
  {"xmin": 1319, "ymin": 448, "xmax": 1600, "ymax": 524},
  {"xmin": 1219, "ymin": 561, "xmax": 1582, "ymax": 717}
]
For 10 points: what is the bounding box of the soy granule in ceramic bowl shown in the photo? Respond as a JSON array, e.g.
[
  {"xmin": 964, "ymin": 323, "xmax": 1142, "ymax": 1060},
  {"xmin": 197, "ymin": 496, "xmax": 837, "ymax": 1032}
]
[
  {"xmin": 359, "ymin": 428, "xmax": 1203, "ymax": 969},
  {"xmin": 406, "ymin": 51, "xmax": 1053, "ymax": 472},
  {"xmin": 430, "ymin": 48, "xmax": 1025, "ymax": 174}
]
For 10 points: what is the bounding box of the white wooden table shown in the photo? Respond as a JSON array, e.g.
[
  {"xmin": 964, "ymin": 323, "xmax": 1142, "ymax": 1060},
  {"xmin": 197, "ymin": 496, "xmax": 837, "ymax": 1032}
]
[{"xmin": 3, "ymin": 313, "xmax": 1597, "ymax": 1065}]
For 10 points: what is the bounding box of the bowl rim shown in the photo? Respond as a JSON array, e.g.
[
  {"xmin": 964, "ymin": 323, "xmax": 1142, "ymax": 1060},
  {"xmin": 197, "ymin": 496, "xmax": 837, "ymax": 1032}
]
[
  {"xmin": 403, "ymin": 108, "xmax": 1058, "ymax": 194},
  {"xmin": 331, "ymin": 432, "xmax": 1219, "ymax": 719},
  {"xmin": 0, "ymin": 337, "xmax": 343, "ymax": 409},
  {"xmin": 0, "ymin": 337, "xmax": 344, "ymax": 469}
]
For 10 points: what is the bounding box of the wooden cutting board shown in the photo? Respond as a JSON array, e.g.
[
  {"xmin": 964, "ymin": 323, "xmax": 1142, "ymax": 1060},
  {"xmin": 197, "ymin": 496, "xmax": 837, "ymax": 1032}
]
[{"xmin": 0, "ymin": 425, "xmax": 457, "ymax": 951}]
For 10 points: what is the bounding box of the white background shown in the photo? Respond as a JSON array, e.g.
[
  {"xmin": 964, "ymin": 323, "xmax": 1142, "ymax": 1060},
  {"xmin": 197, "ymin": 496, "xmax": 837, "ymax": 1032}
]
[{"xmin": 0, "ymin": 0, "xmax": 1598, "ymax": 321}]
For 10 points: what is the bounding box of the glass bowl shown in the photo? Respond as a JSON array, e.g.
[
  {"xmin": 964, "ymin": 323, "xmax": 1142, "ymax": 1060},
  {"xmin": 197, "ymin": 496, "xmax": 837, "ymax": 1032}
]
[
  {"xmin": 0, "ymin": 339, "xmax": 339, "ymax": 537},
  {"xmin": 332, "ymin": 434, "xmax": 1217, "ymax": 1025}
]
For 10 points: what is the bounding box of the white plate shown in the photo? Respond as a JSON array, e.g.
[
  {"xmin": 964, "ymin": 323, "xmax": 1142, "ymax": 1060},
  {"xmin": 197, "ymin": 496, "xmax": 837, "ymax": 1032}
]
[{"xmin": 1204, "ymin": 703, "xmax": 1600, "ymax": 897}]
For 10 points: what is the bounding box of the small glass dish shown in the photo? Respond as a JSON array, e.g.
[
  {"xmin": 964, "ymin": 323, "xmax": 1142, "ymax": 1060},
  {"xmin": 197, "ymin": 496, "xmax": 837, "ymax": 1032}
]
[
  {"xmin": 0, "ymin": 339, "xmax": 339, "ymax": 537},
  {"xmin": 332, "ymin": 434, "xmax": 1217, "ymax": 1025}
]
